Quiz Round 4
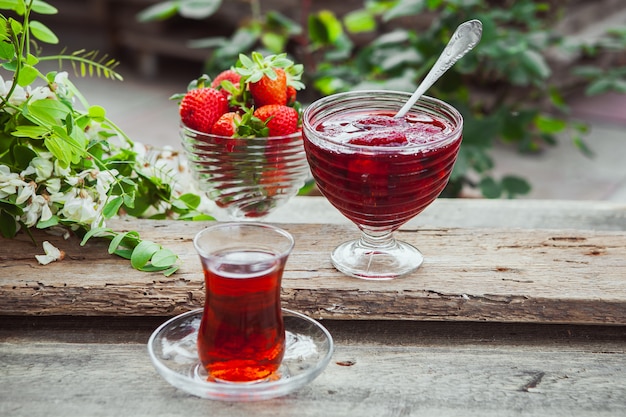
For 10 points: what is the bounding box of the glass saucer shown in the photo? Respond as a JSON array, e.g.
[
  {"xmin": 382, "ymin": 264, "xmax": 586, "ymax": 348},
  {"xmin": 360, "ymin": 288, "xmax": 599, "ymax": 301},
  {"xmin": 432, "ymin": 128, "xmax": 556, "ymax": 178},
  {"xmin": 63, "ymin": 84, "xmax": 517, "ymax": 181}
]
[{"xmin": 147, "ymin": 308, "xmax": 334, "ymax": 401}]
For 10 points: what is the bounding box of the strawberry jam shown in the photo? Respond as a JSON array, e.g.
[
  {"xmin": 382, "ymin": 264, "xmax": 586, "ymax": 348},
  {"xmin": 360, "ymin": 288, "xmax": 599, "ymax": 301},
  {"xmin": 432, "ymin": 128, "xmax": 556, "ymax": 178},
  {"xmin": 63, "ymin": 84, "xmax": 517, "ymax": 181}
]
[{"xmin": 303, "ymin": 109, "xmax": 462, "ymax": 231}]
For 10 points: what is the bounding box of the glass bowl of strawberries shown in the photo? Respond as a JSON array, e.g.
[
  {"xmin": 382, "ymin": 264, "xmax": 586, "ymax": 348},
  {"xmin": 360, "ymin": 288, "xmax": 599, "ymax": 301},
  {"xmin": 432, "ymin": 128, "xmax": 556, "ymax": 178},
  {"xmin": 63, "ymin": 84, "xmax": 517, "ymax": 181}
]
[{"xmin": 178, "ymin": 53, "xmax": 310, "ymax": 220}]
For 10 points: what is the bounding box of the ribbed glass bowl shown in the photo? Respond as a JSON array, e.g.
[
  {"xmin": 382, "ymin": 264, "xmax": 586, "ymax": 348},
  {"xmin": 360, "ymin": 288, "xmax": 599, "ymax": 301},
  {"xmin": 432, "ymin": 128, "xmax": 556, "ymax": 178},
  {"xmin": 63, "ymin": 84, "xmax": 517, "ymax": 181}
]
[{"xmin": 181, "ymin": 124, "xmax": 310, "ymax": 220}]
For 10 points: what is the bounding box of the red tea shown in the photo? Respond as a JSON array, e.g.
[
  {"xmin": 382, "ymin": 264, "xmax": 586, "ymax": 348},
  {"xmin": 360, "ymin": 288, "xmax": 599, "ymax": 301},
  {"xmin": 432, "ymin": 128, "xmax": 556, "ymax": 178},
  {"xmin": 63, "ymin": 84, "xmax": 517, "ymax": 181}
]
[
  {"xmin": 197, "ymin": 249, "xmax": 285, "ymax": 382},
  {"xmin": 304, "ymin": 110, "xmax": 461, "ymax": 230}
]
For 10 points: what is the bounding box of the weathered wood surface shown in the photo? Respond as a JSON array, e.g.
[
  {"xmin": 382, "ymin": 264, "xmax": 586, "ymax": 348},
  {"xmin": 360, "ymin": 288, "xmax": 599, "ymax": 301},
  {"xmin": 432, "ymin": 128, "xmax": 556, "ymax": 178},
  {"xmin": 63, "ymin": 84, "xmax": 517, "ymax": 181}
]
[
  {"xmin": 1, "ymin": 217, "xmax": 625, "ymax": 324},
  {"xmin": 1, "ymin": 317, "xmax": 624, "ymax": 417}
]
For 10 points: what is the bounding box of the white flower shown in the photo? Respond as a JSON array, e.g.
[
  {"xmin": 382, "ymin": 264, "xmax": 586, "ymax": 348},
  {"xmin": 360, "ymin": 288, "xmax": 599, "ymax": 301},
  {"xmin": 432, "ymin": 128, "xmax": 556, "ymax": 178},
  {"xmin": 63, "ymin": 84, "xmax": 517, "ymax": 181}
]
[
  {"xmin": 52, "ymin": 71, "xmax": 70, "ymax": 97},
  {"xmin": 0, "ymin": 164, "xmax": 27, "ymax": 198},
  {"xmin": 0, "ymin": 75, "xmax": 27, "ymax": 112},
  {"xmin": 15, "ymin": 181, "xmax": 36, "ymax": 205},
  {"xmin": 28, "ymin": 85, "xmax": 53, "ymax": 101},
  {"xmin": 94, "ymin": 169, "xmax": 118, "ymax": 202},
  {"xmin": 45, "ymin": 177, "xmax": 62, "ymax": 194},
  {"xmin": 21, "ymin": 193, "xmax": 48, "ymax": 227},
  {"xmin": 53, "ymin": 159, "xmax": 71, "ymax": 177},
  {"xmin": 0, "ymin": 74, "xmax": 9, "ymax": 94},
  {"xmin": 64, "ymin": 169, "xmax": 91, "ymax": 187},
  {"xmin": 54, "ymin": 71, "xmax": 69, "ymax": 84},
  {"xmin": 35, "ymin": 241, "xmax": 64, "ymax": 265},
  {"xmin": 22, "ymin": 156, "xmax": 54, "ymax": 181},
  {"xmin": 138, "ymin": 145, "xmax": 187, "ymax": 195},
  {"xmin": 59, "ymin": 189, "xmax": 99, "ymax": 225}
]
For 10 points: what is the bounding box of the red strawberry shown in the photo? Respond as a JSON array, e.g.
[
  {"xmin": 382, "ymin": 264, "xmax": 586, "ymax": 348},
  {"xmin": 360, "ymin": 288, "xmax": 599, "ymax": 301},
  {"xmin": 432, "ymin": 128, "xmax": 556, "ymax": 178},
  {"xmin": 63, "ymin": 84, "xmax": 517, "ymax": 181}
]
[
  {"xmin": 211, "ymin": 69, "xmax": 241, "ymax": 89},
  {"xmin": 236, "ymin": 52, "xmax": 305, "ymax": 109},
  {"xmin": 212, "ymin": 112, "xmax": 241, "ymax": 136},
  {"xmin": 286, "ymin": 85, "xmax": 297, "ymax": 105},
  {"xmin": 253, "ymin": 105, "xmax": 299, "ymax": 137},
  {"xmin": 211, "ymin": 69, "xmax": 242, "ymax": 104},
  {"xmin": 260, "ymin": 168, "xmax": 287, "ymax": 197},
  {"xmin": 249, "ymin": 67, "xmax": 287, "ymax": 107},
  {"xmin": 179, "ymin": 87, "xmax": 228, "ymax": 133}
]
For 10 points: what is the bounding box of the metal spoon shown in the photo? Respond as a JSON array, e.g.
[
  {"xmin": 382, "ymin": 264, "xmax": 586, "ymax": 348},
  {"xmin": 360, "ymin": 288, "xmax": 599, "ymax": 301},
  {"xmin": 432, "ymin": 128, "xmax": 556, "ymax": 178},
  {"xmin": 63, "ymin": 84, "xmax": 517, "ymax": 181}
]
[{"xmin": 395, "ymin": 19, "xmax": 483, "ymax": 119}]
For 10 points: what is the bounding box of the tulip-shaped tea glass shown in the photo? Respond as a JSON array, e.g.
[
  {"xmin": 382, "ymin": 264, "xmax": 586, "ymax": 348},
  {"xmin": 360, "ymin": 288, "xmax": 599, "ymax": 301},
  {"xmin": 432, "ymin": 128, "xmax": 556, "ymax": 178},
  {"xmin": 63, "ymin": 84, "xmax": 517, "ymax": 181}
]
[
  {"xmin": 181, "ymin": 126, "xmax": 310, "ymax": 220},
  {"xmin": 193, "ymin": 222, "xmax": 294, "ymax": 383},
  {"xmin": 302, "ymin": 90, "xmax": 463, "ymax": 280}
]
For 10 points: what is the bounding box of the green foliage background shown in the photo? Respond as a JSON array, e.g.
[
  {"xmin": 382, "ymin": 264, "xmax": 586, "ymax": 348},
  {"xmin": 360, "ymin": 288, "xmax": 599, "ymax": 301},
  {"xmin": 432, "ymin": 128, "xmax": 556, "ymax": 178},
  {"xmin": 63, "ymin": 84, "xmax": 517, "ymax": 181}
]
[{"xmin": 139, "ymin": 0, "xmax": 626, "ymax": 198}]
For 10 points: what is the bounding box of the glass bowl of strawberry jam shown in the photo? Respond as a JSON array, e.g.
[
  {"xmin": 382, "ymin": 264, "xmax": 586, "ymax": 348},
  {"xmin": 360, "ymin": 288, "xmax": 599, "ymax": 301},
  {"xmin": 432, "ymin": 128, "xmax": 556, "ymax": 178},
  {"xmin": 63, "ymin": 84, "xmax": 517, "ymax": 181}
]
[
  {"xmin": 181, "ymin": 126, "xmax": 310, "ymax": 220},
  {"xmin": 302, "ymin": 90, "xmax": 463, "ymax": 279}
]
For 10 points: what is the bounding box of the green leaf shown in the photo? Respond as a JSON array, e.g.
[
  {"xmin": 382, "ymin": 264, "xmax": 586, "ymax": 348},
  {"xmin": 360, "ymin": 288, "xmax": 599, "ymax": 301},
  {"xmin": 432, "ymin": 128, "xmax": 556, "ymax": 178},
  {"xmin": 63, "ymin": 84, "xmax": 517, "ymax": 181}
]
[
  {"xmin": 136, "ymin": 1, "xmax": 179, "ymax": 22},
  {"xmin": 103, "ymin": 196, "xmax": 124, "ymax": 218},
  {"xmin": 30, "ymin": 1, "xmax": 58, "ymax": 15},
  {"xmin": 151, "ymin": 248, "xmax": 178, "ymax": 268},
  {"xmin": 534, "ymin": 115, "xmax": 566, "ymax": 134},
  {"xmin": 501, "ymin": 109, "xmax": 537, "ymax": 142},
  {"xmin": 378, "ymin": 48, "xmax": 421, "ymax": 72},
  {"xmin": 27, "ymin": 98, "xmax": 71, "ymax": 125},
  {"xmin": 80, "ymin": 227, "xmax": 114, "ymax": 246},
  {"xmin": 520, "ymin": 49, "xmax": 551, "ymax": 79},
  {"xmin": 12, "ymin": 144, "xmax": 38, "ymax": 170},
  {"xmin": 572, "ymin": 65, "xmax": 603, "ymax": 78},
  {"xmin": 548, "ymin": 87, "xmax": 567, "ymax": 111},
  {"xmin": 36, "ymin": 214, "xmax": 59, "ymax": 229},
  {"xmin": 16, "ymin": 64, "xmax": 39, "ymax": 86},
  {"xmin": 344, "ymin": 9, "xmax": 377, "ymax": 33},
  {"xmin": 88, "ymin": 105, "xmax": 106, "ymax": 122},
  {"xmin": 130, "ymin": 240, "xmax": 161, "ymax": 269},
  {"xmin": 266, "ymin": 11, "xmax": 301, "ymax": 36},
  {"xmin": 178, "ymin": 212, "xmax": 214, "ymax": 221},
  {"xmin": 28, "ymin": 20, "xmax": 58, "ymax": 44},
  {"xmin": 611, "ymin": 79, "xmax": 626, "ymax": 93},
  {"xmin": 461, "ymin": 115, "xmax": 500, "ymax": 147},
  {"xmin": 44, "ymin": 134, "xmax": 72, "ymax": 167},
  {"xmin": 113, "ymin": 248, "xmax": 133, "ymax": 260},
  {"xmin": 206, "ymin": 26, "xmax": 260, "ymax": 58},
  {"xmin": 122, "ymin": 193, "xmax": 135, "ymax": 209},
  {"xmin": 372, "ymin": 30, "xmax": 411, "ymax": 47},
  {"xmin": 0, "ymin": 199, "xmax": 24, "ymax": 216},
  {"xmin": 0, "ymin": 209, "xmax": 18, "ymax": 238},
  {"xmin": 25, "ymin": 53, "xmax": 39, "ymax": 66},
  {"xmin": 0, "ymin": 1, "xmax": 22, "ymax": 13},
  {"xmin": 479, "ymin": 177, "xmax": 502, "ymax": 199},
  {"xmin": 261, "ymin": 32, "xmax": 286, "ymax": 54},
  {"xmin": 162, "ymin": 265, "xmax": 179, "ymax": 277},
  {"xmin": 108, "ymin": 231, "xmax": 132, "ymax": 254},
  {"xmin": 177, "ymin": 193, "xmax": 202, "ymax": 209},
  {"xmin": 9, "ymin": 19, "xmax": 23, "ymax": 36},
  {"xmin": 308, "ymin": 10, "xmax": 343, "ymax": 45},
  {"xmin": 501, "ymin": 176, "xmax": 531, "ymax": 198},
  {"xmin": 383, "ymin": 0, "xmax": 425, "ymax": 21},
  {"xmin": 48, "ymin": 125, "xmax": 87, "ymax": 164},
  {"xmin": 0, "ymin": 36, "xmax": 14, "ymax": 58},
  {"xmin": 585, "ymin": 78, "xmax": 613, "ymax": 96},
  {"xmin": 12, "ymin": 125, "xmax": 50, "ymax": 138},
  {"xmin": 179, "ymin": 0, "xmax": 222, "ymax": 19}
]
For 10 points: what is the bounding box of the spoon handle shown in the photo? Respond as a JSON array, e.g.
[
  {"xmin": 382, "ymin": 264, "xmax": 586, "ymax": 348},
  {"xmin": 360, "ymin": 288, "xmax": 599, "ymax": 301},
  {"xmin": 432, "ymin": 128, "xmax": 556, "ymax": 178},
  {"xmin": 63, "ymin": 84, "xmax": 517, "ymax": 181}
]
[{"xmin": 395, "ymin": 19, "xmax": 483, "ymax": 118}]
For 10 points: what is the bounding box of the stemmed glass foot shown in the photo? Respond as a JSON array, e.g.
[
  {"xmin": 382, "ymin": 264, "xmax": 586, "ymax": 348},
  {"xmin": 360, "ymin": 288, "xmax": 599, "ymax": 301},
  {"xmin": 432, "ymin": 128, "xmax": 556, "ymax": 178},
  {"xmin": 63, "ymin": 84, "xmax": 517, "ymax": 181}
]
[{"xmin": 331, "ymin": 231, "xmax": 423, "ymax": 280}]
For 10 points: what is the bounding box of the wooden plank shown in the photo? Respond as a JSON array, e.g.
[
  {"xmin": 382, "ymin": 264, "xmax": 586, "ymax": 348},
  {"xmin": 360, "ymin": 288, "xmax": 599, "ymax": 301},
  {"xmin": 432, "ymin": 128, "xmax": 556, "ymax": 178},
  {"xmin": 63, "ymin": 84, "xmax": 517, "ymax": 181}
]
[
  {"xmin": 1, "ymin": 219, "xmax": 625, "ymax": 324},
  {"xmin": 1, "ymin": 319, "xmax": 625, "ymax": 417}
]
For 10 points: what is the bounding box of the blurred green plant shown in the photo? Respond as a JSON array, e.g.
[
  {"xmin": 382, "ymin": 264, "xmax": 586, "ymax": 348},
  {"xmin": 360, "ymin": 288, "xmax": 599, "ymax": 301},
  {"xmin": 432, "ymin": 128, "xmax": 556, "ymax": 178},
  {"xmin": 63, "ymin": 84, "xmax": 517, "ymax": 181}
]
[
  {"xmin": 1, "ymin": 0, "xmax": 213, "ymax": 275},
  {"xmin": 139, "ymin": 0, "xmax": 626, "ymax": 198}
]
